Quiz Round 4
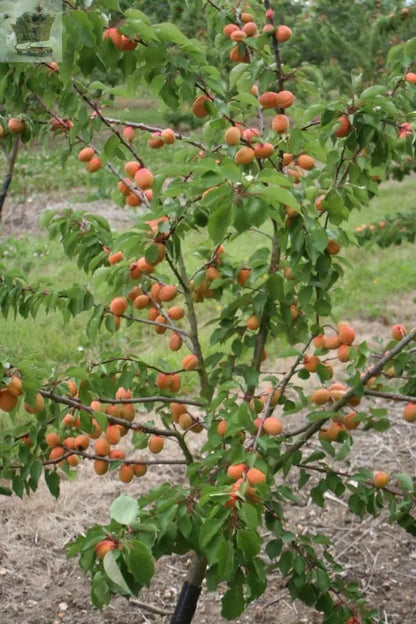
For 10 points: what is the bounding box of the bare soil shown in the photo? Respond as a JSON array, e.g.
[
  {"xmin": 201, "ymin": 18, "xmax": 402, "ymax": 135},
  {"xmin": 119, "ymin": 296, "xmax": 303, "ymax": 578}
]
[{"xmin": 1, "ymin": 194, "xmax": 416, "ymax": 624}]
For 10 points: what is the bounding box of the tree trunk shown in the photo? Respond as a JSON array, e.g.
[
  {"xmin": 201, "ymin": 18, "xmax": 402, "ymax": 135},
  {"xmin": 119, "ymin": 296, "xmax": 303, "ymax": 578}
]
[
  {"xmin": 0, "ymin": 138, "xmax": 20, "ymax": 218},
  {"xmin": 169, "ymin": 554, "xmax": 206, "ymax": 624}
]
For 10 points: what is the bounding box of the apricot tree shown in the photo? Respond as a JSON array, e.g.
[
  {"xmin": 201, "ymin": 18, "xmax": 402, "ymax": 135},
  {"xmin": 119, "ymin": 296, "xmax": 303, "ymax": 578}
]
[{"xmin": 1, "ymin": 2, "xmax": 416, "ymax": 623}]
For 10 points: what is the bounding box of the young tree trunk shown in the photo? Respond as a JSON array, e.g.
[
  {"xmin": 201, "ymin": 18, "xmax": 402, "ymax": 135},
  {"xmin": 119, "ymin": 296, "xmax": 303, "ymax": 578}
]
[
  {"xmin": 0, "ymin": 138, "xmax": 20, "ymax": 218},
  {"xmin": 169, "ymin": 554, "xmax": 206, "ymax": 624}
]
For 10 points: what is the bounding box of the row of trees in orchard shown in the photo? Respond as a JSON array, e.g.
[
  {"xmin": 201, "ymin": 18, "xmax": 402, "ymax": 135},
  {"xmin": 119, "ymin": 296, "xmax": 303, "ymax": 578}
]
[{"xmin": 1, "ymin": 1, "xmax": 416, "ymax": 622}]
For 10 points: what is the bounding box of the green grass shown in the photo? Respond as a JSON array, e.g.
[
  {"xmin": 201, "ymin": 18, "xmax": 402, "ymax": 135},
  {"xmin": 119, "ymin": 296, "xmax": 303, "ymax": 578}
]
[{"xmin": 332, "ymin": 176, "xmax": 416, "ymax": 319}]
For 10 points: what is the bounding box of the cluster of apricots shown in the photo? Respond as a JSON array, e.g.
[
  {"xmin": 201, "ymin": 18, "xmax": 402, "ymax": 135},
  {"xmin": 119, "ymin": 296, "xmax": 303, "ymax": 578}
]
[
  {"xmin": 43, "ymin": 384, "xmax": 167, "ymax": 483},
  {"xmin": 147, "ymin": 127, "xmax": 176, "ymax": 149},
  {"xmin": 222, "ymin": 8, "xmax": 292, "ymax": 64},
  {"xmin": 78, "ymin": 146, "xmax": 102, "ymax": 173},
  {"xmin": 117, "ymin": 161, "xmax": 154, "ymax": 207},
  {"xmin": 169, "ymin": 401, "xmax": 203, "ymax": 433},
  {"xmin": 102, "ymin": 27, "xmax": 138, "ymax": 51},
  {"xmin": 0, "ymin": 376, "xmax": 44, "ymax": 415}
]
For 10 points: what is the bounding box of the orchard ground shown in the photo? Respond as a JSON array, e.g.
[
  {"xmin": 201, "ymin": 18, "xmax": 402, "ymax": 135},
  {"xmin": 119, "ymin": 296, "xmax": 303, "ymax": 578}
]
[{"xmin": 0, "ymin": 167, "xmax": 416, "ymax": 622}]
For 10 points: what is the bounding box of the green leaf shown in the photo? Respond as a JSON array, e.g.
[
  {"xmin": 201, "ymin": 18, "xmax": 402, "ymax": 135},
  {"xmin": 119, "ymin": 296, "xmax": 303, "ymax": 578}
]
[
  {"xmin": 103, "ymin": 551, "xmax": 132, "ymax": 595},
  {"xmin": 396, "ymin": 472, "xmax": 413, "ymax": 492},
  {"xmin": 199, "ymin": 518, "xmax": 224, "ymax": 549},
  {"xmin": 216, "ymin": 540, "xmax": 235, "ymax": 581},
  {"xmin": 44, "ymin": 469, "xmax": 60, "ymax": 498},
  {"xmin": 91, "ymin": 571, "xmax": 111, "ymax": 607},
  {"xmin": 237, "ymin": 529, "xmax": 261, "ymax": 559},
  {"xmin": 221, "ymin": 570, "xmax": 245, "ymax": 619},
  {"xmin": 124, "ymin": 539, "xmax": 154, "ymax": 586},
  {"xmin": 208, "ymin": 202, "xmax": 233, "ymax": 243},
  {"xmin": 110, "ymin": 494, "xmax": 139, "ymax": 525}
]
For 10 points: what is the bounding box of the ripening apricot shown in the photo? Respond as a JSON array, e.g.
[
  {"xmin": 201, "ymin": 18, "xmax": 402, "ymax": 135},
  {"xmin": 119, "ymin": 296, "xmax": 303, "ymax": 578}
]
[
  {"xmin": 67, "ymin": 454, "xmax": 79, "ymax": 467},
  {"xmin": 311, "ymin": 388, "xmax": 330, "ymax": 405},
  {"xmin": 223, "ymin": 23, "xmax": 239, "ymax": 38},
  {"xmin": 170, "ymin": 374, "xmax": 181, "ymax": 392},
  {"xmin": 182, "ymin": 354, "xmax": 199, "ymax": 371},
  {"xmin": 62, "ymin": 413, "xmax": 75, "ymax": 427},
  {"xmin": 392, "ymin": 323, "xmax": 406, "ymax": 340},
  {"xmin": 109, "ymin": 251, "xmax": 124, "ymax": 266},
  {"xmin": 151, "ymin": 314, "xmax": 166, "ymax": 334},
  {"xmin": 338, "ymin": 325, "xmax": 355, "ymax": 345},
  {"xmin": 103, "ymin": 27, "xmax": 122, "ymax": 47},
  {"xmin": 24, "ymin": 392, "xmax": 45, "ymax": 414},
  {"xmin": 168, "ymin": 306, "xmax": 185, "ymax": 321},
  {"xmin": 44, "ymin": 432, "xmax": 61, "ymax": 449},
  {"xmin": 374, "ymin": 471, "xmax": 389, "ymax": 488},
  {"xmin": 149, "ymin": 435, "xmax": 164, "ymax": 454},
  {"xmin": 259, "ymin": 91, "xmax": 278, "ymax": 108},
  {"xmin": 241, "ymin": 11, "xmax": 254, "ymax": 22},
  {"xmin": 263, "ymin": 417, "xmax": 283, "ymax": 435},
  {"xmin": 133, "ymin": 294, "xmax": 150, "ymax": 310},
  {"xmin": 110, "ymin": 297, "xmax": 127, "ymax": 316},
  {"xmin": 246, "ymin": 467, "xmax": 266, "ymax": 485},
  {"xmin": 230, "ymin": 29, "xmax": 247, "ymax": 42},
  {"xmin": 106, "ymin": 425, "xmax": 121, "ymax": 445},
  {"xmin": 206, "ymin": 266, "xmax": 221, "ymax": 281},
  {"xmin": 254, "ymin": 142, "xmax": 275, "ymax": 159},
  {"xmin": 0, "ymin": 389, "xmax": 18, "ymax": 412},
  {"xmin": 8, "ymin": 118, "xmax": 26, "ymax": 134},
  {"xmin": 147, "ymin": 307, "xmax": 159, "ymax": 321},
  {"xmin": 148, "ymin": 132, "xmax": 164, "ymax": 149},
  {"xmin": 161, "ymin": 128, "xmax": 176, "ymax": 144},
  {"xmin": 275, "ymin": 90, "xmax": 295, "ymax": 108},
  {"xmin": 119, "ymin": 464, "xmax": 134, "ymax": 483},
  {"xmin": 86, "ymin": 157, "xmax": 102, "ymax": 173},
  {"xmin": 272, "ymin": 114, "xmax": 289, "ymax": 133},
  {"xmin": 5, "ymin": 376, "xmax": 22, "ymax": 397},
  {"xmin": 405, "ymin": 72, "xmax": 416, "ymax": 84},
  {"xmin": 135, "ymin": 167, "xmax": 154, "ymax": 189},
  {"xmin": 282, "ymin": 152, "xmax": 293, "ymax": 166},
  {"xmin": 227, "ymin": 463, "xmax": 246, "ymax": 480},
  {"xmin": 322, "ymin": 422, "xmax": 345, "ymax": 442},
  {"xmin": 229, "ymin": 45, "xmax": 249, "ymax": 63},
  {"xmin": 192, "ymin": 95, "xmax": 211, "ymax": 118},
  {"xmin": 109, "ymin": 449, "xmax": 126, "ymax": 460},
  {"xmin": 297, "ymin": 154, "xmax": 315, "ymax": 170},
  {"xmin": 63, "ymin": 437, "xmax": 75, "ymax": 450},
  {"xmin": 95, "ymin": 539, "xmax": 115, "ymax": 560},
  {"xmin": 122, "ymin": 125, "xmax": 136, "ymax": 142},
  {"xmin": 303, "ymin": 355, "xmax": 321, "ymax": 373},
  {"xmin": 124, "ymin": 161, "xmax": 141, "ymax": 177},
  {"xmin": 224, "ymin": 126, "xmax": 241, "ymax": 146},
  {"xmin": 344, "ymin": 412, "xmax": 360, "ymax": 430},
  {"xmin": 127, "ymin": 286, "xmax": 142, "ymax": 302},
  {"xmin": 72, "ymin": 434, "xmax": 89, "ymax": 451},
  {"xmin": 242, "ymin": 21, "xmax": 257, "ymax": 36},
  {"xmin": 170, "ymin": 402, "xmax": 187, "ymax": 421},
  {"xmin": 159, "ymin": 285, "xmax": 178, "ymax": 302},
  {"xmin": 334, "ymin": 115, "xmax": 351, "ymax": 138},
  {"xmin": 117, "ymin": 178, "xmax": 131, "ymax": 195},
  {"xmin": 178, "ymin": 412, "xmax": 193, "ymax": 430},
  {"xmin": 49, "ymin": 446, "xmax": 66, "ymax": 462},
  {"xmin": 313, "ymin": 334, "xmax": 326, "ymax": 350},
  {"xmin": 133, "ymin": 463, "xmax": 148, "ymax": 477},
  {"xmin": 156, "ymin": 373, "xmax": 171, "ymax": 390},
  {"xmin": 242, "ymin": 128, "xmax": 261, "ymax": 143},
  {"xmin": 246, "ymin": 315, "xmax": 260, "ymax": 331},
  {"xmin": 235, "ymin": 147, "xmax": 255, "ymax": 165},
  {"xmin": 275, "ymin": 25, "xmax": 292, "ymax": 42},
  {"xmin": 403, "ymin": 402, "xmax": 416, "ymax": 422},
  {"xmin": 169, "ymin": 333, "xmax": 183, "ymax": 351},
  {"xmin": 126, "ymin": 192, "xmax": 142, "ymax": 207},
  {"xmin": 78, "ymin": 147, "xmax": 94, "ymax": 162},
  {"xmin": 337, "ymin": 345, "xmax": 350, "ymax": 363},
  {"xmin": 326, "ymin": 240, "xmax": 340, "ymax": 255},
  {"xmin": 93, "ymin": 459, "xmax": 108, "ymax": 476},
  {"xmin": 217, "ymin": 420, "xmax": 227, "ymax": 436}
]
